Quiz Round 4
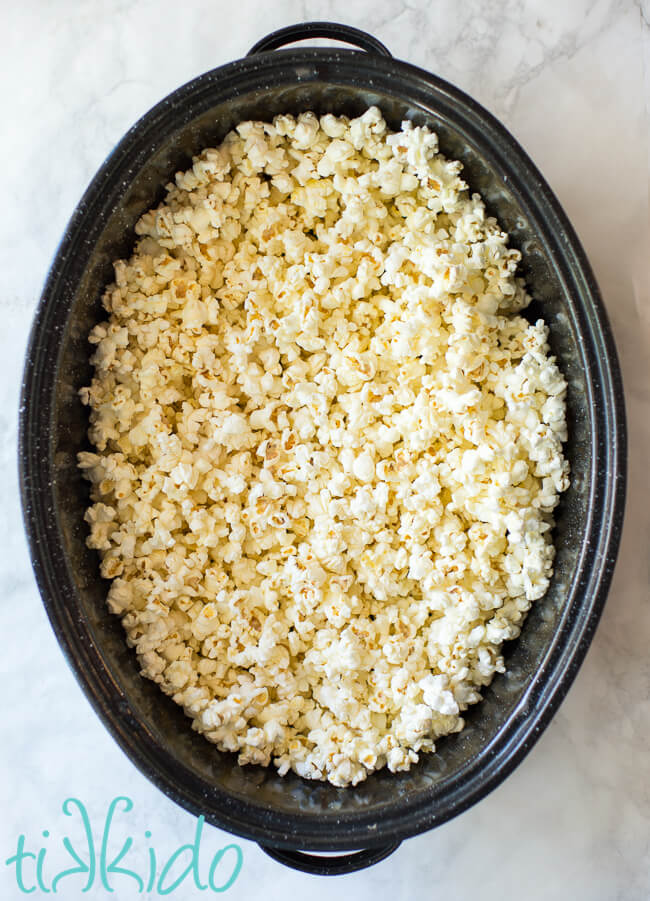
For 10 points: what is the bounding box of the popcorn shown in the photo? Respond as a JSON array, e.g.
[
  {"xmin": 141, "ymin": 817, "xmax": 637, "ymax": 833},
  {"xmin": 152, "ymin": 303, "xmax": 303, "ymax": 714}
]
[
  {"xmin": 79, "ymin": 107, "xmax": 569, "ymax": 788},
  {"xmin": 352, "ymin": 452, "xmax": 375, "ymax": 484}
]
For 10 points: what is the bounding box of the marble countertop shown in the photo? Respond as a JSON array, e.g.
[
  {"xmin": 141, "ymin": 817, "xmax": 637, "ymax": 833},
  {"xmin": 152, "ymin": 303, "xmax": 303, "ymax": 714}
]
[{"xmin": 1, "ymin": 1, "xmax": 648, "ymax": 898}]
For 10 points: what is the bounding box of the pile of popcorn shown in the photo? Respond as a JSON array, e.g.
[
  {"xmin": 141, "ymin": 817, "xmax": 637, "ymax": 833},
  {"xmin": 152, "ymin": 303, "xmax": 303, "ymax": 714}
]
[{"xmin": 79, "ymin": 108, "xmax": 569, "ymax": 787}]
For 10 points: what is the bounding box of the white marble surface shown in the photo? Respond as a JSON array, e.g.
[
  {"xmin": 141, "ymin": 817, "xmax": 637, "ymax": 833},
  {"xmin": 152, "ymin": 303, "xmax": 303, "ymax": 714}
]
[{"xmin": 1, "ymin": 0, "xmax": 649, "ymax": 897}]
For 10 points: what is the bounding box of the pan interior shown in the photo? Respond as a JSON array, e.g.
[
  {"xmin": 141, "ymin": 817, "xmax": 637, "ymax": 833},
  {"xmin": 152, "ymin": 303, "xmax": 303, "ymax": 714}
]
[{"xmin": 44, "ymin": 72, "xmax": 591, "ymax": 836}]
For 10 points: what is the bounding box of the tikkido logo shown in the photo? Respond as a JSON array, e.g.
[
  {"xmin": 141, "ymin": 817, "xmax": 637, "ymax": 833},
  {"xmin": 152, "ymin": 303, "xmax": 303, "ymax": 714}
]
[{"xmin": 5, "ymin": 797, "xmax": 243, "ymax": 895}]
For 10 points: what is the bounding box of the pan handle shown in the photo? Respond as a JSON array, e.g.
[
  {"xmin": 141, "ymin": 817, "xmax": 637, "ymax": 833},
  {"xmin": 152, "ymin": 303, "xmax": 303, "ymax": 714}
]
[
  {"xmin": 258, "ymin": 841, "xmax": 400, "ymax": 875},
  {"xmin": 247, "ymin": 22, "xmax": 392, "ymax": 58}
]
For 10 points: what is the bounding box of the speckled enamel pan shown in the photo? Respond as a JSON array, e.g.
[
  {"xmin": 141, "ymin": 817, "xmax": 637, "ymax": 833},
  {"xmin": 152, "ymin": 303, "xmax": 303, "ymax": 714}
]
[{"xmin": 19, "ymin": 22, "xmax": 626, "ymax": 876}]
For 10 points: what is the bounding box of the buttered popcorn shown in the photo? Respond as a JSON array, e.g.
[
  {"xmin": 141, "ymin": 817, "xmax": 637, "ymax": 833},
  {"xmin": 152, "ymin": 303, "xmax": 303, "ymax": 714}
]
[{"xmin": 79, "ymin": 108, "xmax": 569, "ymax": 787}]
